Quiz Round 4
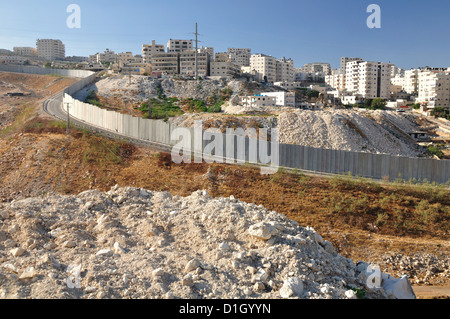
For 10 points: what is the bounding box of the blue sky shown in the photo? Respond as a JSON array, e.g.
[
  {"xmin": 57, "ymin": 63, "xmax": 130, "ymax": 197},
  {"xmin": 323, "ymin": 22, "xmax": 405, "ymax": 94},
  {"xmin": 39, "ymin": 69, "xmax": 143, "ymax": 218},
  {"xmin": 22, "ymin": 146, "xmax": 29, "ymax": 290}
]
[{"xmin": 1, "ymin": 0, "xmax": 449, "ymax": 69}]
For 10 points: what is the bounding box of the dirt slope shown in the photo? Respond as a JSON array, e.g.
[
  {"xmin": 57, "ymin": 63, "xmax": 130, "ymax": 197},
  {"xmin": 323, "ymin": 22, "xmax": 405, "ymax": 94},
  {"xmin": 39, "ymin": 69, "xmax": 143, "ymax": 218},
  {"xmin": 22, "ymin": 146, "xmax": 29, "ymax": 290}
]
[{"xmin": 0, "ymin": 73, "xmax": 448, "ymax": 299}]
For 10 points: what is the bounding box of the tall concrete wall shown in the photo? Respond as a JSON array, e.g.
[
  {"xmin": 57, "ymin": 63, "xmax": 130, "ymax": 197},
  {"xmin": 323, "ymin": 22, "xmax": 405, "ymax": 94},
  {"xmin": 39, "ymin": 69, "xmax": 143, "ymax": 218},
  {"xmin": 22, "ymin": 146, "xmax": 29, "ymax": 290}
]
[
  {"xmin": 0, "ymin": 65, "xmax": 95, "ymax": 78},
  {"xmin": 7, "ymin": 64, "xmax": 444, "ymax": 184},
  {"xmin": 63, "ymin": 91, "xmax": 450, "ymax": 184}
]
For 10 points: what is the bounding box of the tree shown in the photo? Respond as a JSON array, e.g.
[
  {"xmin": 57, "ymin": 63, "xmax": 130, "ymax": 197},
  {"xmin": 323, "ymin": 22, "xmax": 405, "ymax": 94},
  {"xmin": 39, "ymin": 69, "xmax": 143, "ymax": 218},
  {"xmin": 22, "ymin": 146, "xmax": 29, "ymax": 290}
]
[
  {"xmin": 44, "ymin": 62, "xmax": 52, "ymax": 68},
  {"xmin": 371, "ymin": 98, "xmax": 386, "ymax": 110}
]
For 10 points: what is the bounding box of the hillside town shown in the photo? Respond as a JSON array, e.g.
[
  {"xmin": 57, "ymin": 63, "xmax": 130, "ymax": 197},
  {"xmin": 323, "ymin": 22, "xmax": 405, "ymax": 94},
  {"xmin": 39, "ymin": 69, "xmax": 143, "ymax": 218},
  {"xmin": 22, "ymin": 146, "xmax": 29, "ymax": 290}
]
[{"xmin": 1, "ymin": 36, "xmax": 450, "ymax": 119}]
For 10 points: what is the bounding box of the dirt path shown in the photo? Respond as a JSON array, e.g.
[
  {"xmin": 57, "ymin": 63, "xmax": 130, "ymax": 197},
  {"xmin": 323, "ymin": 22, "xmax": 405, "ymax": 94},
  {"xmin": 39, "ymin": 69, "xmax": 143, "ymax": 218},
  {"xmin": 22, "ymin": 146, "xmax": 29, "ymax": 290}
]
[{"xmin": 413, "ymin": 285, "xmax": 450, "ymax": 299}]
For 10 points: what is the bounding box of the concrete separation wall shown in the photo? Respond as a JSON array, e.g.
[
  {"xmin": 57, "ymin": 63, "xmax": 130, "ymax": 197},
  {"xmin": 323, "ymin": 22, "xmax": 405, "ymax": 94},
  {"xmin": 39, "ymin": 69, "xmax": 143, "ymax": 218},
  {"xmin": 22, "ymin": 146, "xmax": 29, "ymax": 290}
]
[
  {"xmin": 3, "ymin": 65, "xmax": 448, "ymax": 184},
  {"xmin": 0, "ymin": 65, "xmax": 95, "ymax": 78},
  {"xmin": 63, "ymin": 92, "xmax": 450, "ymax": 184}
]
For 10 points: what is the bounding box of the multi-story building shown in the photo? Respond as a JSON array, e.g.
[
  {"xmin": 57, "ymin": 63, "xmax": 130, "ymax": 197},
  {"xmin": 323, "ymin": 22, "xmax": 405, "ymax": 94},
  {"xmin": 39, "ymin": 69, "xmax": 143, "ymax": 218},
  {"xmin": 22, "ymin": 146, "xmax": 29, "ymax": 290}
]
[
  {"xmin": 116, "ymin": 52, "xmax": 143, "ymax": 64},
  {"xmin": 300, "ymin": 63, "xmax": 331, "ymax": 75},
  {"xmin": 13, "ymin": 47, "xmax": 37, "ymax": 57},
  {"xmin": 241, "ymin": 95, "xmax": 277, "ymax": 108},
  {"xmin": 66, "ymin": 56, "xmax": 89, "ymax": 63},
  {"xmin": 142, "ymin": 40, "xmax": 165, "ymax": 64},
  {"xmin": 325, "ymin": 70, "xmax": 345, "ymax": 91},
  {"xmin": 276, "ymin": 57, "xmax": 295, "ymax": 82},
  {"xmin": 198, "ymin": 46, "xmax": 214, "ymax": 59},
  {"xmin": 209, "ymin": 52, "xmax": 240, "ymax": 78},
  {"xmin": 227, "ymin": 48, "xmax": 251, "ymax": 67},
  {"xmin": 89, "ymin": 49, "xmax": 117, "ymax": 64},
  {"xmin": 179, "ymin": 51, "xmax": 210, "ymax": 77},
  {"xmin": 344, "ymin": 60, "xmax": 393, "ymax": 99},
  {"xmin": 210, "ymin": 61, "xmax": 240, "ymax": 78},
  {"xmin": 340, "ymin": 57, "xmax": 363, "ymax": 74},
  {"xmin": 150, "ymin": 52, "xmax": 180, "ymax": 75},
  {"xmin": 274, "ymin": 81, "xmax": 302, "ymax": 90},
  {"xmin": 417, "ymin": 68, "xmax": 450, "ymax": 108},
  {"xmin": 36, "ymin": 39, "xmax": 65, "ymax": 61},
  {"xmin": 167, "ymin": 39, "xmax": 193, "ymax": 53},
  {"xmin": 250, "ymin": 54, "xmax": 277, "ymax": 83},
  {"xmin": 0, "ymin": 55, "xmax": 27, "ymax": 65},
  {"xmin": 403, "ymin": 69, "xmax": 419, "ymax": 94},
  {"xmin": 261, "ymin": 91, "xmax": 296, "ymax": 107}
]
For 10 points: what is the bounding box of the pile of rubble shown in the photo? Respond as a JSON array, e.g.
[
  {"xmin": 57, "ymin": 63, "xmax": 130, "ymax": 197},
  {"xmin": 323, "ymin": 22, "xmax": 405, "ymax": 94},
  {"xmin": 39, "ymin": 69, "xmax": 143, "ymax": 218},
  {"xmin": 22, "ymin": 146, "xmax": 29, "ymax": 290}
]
[
  {"xmin": 277, "ymin": 109, "xmax": 423, "ymax": 157},
  {"xmin": 0, "ymin": 187, "xmax": 416, "ymax": 299}
]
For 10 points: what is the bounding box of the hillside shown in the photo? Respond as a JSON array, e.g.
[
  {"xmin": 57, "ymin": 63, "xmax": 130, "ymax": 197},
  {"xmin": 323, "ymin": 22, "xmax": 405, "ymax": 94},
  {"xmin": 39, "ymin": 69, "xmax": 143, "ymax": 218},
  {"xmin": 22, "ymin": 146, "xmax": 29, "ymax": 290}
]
[
  {"xmin": 74, "ymin": 74, "xmax": 435, "ymax": 158},
  {"xmin": 0, "ymin": 72, "xmax": 448, "ymax": 299}
]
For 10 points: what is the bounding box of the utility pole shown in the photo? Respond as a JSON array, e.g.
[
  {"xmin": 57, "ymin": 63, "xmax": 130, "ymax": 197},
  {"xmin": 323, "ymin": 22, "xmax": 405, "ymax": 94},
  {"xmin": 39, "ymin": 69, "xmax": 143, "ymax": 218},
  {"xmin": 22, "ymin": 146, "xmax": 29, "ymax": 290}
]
[{"xmin": 195, "ymin": 22, "xmax": 198, "ymax": 79}]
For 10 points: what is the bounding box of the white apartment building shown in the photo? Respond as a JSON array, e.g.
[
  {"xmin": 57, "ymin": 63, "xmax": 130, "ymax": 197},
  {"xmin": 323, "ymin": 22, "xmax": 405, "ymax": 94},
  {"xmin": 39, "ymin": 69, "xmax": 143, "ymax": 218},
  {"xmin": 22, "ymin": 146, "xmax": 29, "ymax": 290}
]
[
  {"xmin": 345, "ymin": 60, "xmax": 393, "ymax": 99},
  {"xmin": 36, "ymin": 39, "xmax": 65, "ymax": 61},
  {"xmin": 250, "ymin": 54, "xmax": 277, "ymax": 83},
  {"xmin": 417, "ymin": 68, "xmax": 450, "ymax": 108},
  {"xmin": 340, "ymin": 57, "xmax": 363, "ymax": 73},
  {"xmin": 276, "ymin": 57, "xmax": 295, "ymax": 82},
  {"xmin": 142, "ymin": 40, "xmax": 165, "ymax": 64},
  {"xmin": 403, "ymin": 69, "xmax": 419, "ymax": 94},
  {"xmin": 0, "ymin": 55, "xmax": 27, "ymax": 65},
  {"xmin": 167, "ymin": 39, "xmax": 193, "ymax": 53},
  {"xmin": 227, "ymin": 48, "xmax": 251, "ymax": 67},
  {"xmin": 261, "ymin": 91, "xmax": 296, "ymax": 107},
  {"xmin": 325, "ymin": 71, "xmax": 345, "ymax": 91},
  {"xmin": 13, "ymin": 47, "xmax": 37, "ymax": 57},
  {"xmin": 151, "ymin": 52, "xmax": 180, "ymax": 75},
  {"xmin": 179, "ymin": 51, "xmax": 210, "ymax": 77},
  {"xmin": 241, "ymin": 95, "xmax": 277, "ymax": 108}
]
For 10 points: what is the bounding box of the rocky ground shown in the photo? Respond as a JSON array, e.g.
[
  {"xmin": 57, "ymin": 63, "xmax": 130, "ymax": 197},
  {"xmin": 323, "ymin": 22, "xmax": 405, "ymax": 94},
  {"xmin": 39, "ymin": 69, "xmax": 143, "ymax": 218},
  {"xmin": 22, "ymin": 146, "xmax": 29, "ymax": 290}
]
[
  {"xmin": 0, "ymin": 72, "xmax": 447, "ymax": 299},
  {"xmin": 0, "ymin": 186, "xmax": 416, "ymax": 299}
]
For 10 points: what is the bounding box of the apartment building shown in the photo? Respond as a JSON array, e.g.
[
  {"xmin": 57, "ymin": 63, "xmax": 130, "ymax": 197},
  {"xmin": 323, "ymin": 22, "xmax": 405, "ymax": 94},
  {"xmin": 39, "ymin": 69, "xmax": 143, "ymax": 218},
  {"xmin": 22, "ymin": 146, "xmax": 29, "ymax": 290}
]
[
  {"xmin": 13, "ymin": 47, "xmax": 37, "ymax": 57},
  {"xmin": 198, "ymin": 46, "xmax": 214, "ymax": 58},
  {"xmin": 36, "ymin": 39, "xmax": 65, "ymax": 61},
  {"xmin": 89, "ymin": 49, "xmax": 117, "ymax": 64},
  {"xmin": 227, "ymin": 48, "xmax": 251, "ymax": 67},
  {"xmin": 167, "ymin": 39, "xmax": 193, "ymax": 53},
  {"xmin": 179, "ymin": 51, "xmax": 210, "ymax": 77},
  {"xmin": 403, "ymin": 69, "xmax": 419, "ymax": 94},
  {"xmin": 210, "ymin": 53, "xmax": 239, "ymax": 78},
  {"xmin": 340, "ymin": 57, "xmax": 363, "ymax": 73},
  {"xmin": 210, "ymin": 61, "xmax": 240, "ymax": 78},
  {"xmin": 0, "ymin": 55, "xmax": 27, "ymax": 65},
  {"xmin": 344, "ymin": 60, "xmax": 393, "ymax": 99},
  {"xmin": 116, "ymin": 52, "xmax": 136, "ymax": 64},
  {"xmin": 417, "ymin": 68, "xmax": 450, "ymax": 108},
  {"xmin": 261, "ymin": 91, "xmax": 296, "ymax": 107},
  {"xmin": 276, "ymin": 57, "xmax": 295, "ymax": 82},
  {"xmin": 325, "ymin": 71, "xmax": 345, "ymax": 91},
  {"xmin": 142, "ymin": 40, "xmax": 165, "ymax": 64},
  {"xmin": 241, "ymin": 95, "xmax": 277, "ymax": 108},
  {"xmin": 150, "ymin": 52, "xmax": 180, "ymax": 75},
  {"xmin": 274, "ymin": 81, "xmax": 302, "ymax": 89},
  {"xmin": 250, "ymin": 54, "xmax": 277, "ymax": 83},
  {"xmin": 300, "ymin": 63, "xmax": 331, "ymax": 75}
]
